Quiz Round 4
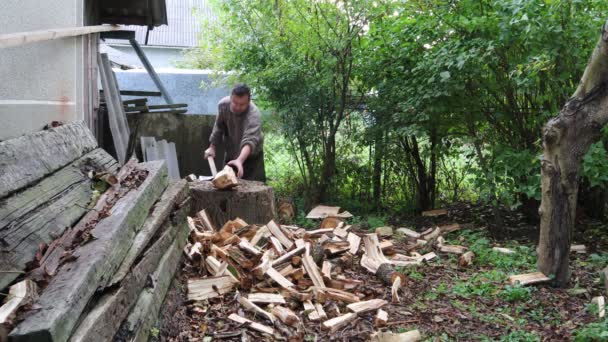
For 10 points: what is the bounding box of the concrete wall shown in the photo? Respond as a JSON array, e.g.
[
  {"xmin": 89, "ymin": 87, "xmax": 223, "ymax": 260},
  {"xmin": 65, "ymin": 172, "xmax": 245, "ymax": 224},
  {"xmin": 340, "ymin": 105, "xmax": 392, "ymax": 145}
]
[
  {"xmin": 127, "ymin": 112, "xmax": 225, "ymax": 177},
  {"xmin": 108, "ymin": 44, "xmax": 184, "ymax": 69},
  {"xmin": 0, "ymin": 0, "xmax": 87, "ymax": 141},
  {"xmin": 115, "ymin": 68, "xmax": 230, "ymax": 114}
]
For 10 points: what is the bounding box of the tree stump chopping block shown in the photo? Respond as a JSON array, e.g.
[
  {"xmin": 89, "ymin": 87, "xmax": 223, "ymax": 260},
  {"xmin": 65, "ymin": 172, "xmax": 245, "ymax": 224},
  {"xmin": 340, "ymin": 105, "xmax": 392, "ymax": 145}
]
[{"xmin": 189, "ymin": 180, "xmax": 276, "ymax": 227}]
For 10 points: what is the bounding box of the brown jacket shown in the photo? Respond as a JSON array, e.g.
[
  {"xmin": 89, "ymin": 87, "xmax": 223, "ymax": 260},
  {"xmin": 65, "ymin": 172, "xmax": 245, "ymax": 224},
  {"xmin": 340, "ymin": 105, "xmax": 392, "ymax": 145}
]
[{"xmin": 209, "ymin": 96, "xmax": 265, "ymax": 181}]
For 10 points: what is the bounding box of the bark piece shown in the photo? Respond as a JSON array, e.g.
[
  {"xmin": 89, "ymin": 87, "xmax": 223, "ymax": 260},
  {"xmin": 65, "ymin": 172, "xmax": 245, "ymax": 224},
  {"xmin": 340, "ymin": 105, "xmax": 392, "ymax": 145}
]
[
  {"xmin": 187, "ymin": 276, "xmax": 238, "ymax": 301},
  {"xmin": 272, "ymin": 306, "xmax": 300, "ymax": 327},
  {"xmin": 228, "ymin": 313, "xmax": 274, "ymax": 335},
  {"xmin": 248, "ymin": 293, "xmax": 286, "ymax": 304},
  {"xmin": 347, "ymin": 299, "xmax": 387, "ymax": 314},
  {"xmin": 322, "ymin": 312, "xmax": 356, "ymax": 333}
]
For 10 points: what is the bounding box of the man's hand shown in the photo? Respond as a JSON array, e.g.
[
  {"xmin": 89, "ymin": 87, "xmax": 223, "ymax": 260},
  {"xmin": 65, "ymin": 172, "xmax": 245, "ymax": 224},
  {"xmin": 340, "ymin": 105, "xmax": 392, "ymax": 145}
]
[
  {"xmin": 204, "ymin": 145, "xmax": 216, "ymax": 159},
  {"xmin": 227, "ymin": 159, "xmax": 244, "ymax": 178}
]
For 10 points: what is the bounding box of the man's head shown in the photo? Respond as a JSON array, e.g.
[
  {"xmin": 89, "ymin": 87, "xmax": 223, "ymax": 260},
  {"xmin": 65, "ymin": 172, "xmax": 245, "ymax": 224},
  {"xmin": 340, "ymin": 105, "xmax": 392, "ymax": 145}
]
[{"xmin": 230, "ymin": 83, "xmax": 251, "ymax": 114}]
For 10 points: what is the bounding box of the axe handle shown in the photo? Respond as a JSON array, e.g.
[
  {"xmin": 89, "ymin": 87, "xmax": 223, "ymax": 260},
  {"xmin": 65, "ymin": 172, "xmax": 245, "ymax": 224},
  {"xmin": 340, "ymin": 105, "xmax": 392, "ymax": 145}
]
[{"xmin": 207, "ymin": 157, "xmax": 218, "ymax": 176}]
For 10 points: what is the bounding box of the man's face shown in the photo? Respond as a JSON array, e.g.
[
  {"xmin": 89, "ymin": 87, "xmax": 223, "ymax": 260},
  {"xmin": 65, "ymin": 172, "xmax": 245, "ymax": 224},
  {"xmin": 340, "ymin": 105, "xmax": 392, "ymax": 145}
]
[{"xmin": 230, "ymin": 94, "xmax": 250, "ymax": 114}]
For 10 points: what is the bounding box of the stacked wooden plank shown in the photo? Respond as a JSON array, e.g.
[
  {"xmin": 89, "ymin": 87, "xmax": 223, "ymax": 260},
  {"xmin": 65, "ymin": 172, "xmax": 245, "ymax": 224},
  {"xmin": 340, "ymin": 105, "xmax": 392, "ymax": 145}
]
[
  {"xmin": 0, "ymin": 121, "xmax": 192, "ymax": 342},
  {"xmin": 183, "ymin": 210, "xmax": 425, "ymax": 339}
]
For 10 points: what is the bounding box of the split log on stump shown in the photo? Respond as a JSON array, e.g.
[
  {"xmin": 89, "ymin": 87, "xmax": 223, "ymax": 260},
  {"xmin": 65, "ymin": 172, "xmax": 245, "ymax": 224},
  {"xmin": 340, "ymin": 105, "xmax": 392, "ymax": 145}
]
[
  {"xmin": 538, "ymin": 20, "xmax": 608, "ymax": 287},
  {"xmin": 10, "ymin": 161, "xmax": 168, "ymax": 342},
  {"xmin": 112, "ymin": 235, "xmax": 184, "ymax": 342},
  {"xmin": 190, "ymin": 180, "xmax": 276, "ymax": 227},
  {"xmin": 0, "ymin": 120, "xmax": 97, "ymax": 199},
  {"xmin": 212, "ymin": 165, "xmax": 238, "ymax": 189},
  {"xmin": 0, "ymin": 148, "xmax": 118, "ymax": 290},
  {"xmin": 70, "ymin": 202, "xmax": 190, "ymax": 341}
]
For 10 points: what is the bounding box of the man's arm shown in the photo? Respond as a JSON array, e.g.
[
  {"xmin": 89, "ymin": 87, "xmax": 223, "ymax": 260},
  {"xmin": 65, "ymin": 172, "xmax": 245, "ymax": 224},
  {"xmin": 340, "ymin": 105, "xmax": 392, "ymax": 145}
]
[
  {"xmin": 227, "ymin": 106, "xmax": 262, "ymax": 178},
  {"xmin": 228, "ymin": 145, "xmax": 251, "ymax": 178}
]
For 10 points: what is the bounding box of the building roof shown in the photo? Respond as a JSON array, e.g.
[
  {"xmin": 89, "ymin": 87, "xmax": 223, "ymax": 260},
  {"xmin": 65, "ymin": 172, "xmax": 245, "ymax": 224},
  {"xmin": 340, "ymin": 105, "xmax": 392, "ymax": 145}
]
[{"xmin": 105, "ymin": 0, "xmax": 215, "ymax": 48}]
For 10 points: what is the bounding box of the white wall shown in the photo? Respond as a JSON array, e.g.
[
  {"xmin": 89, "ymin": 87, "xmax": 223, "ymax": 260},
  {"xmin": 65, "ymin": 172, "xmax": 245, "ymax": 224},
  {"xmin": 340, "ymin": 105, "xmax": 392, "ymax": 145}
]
[
  {"xmin": 0, "ymin": 0, "xmax": 87, "ymax": 141},
  {"xmin": 109, "ymin": 44, "xmax": 184, "ymax": 69}
]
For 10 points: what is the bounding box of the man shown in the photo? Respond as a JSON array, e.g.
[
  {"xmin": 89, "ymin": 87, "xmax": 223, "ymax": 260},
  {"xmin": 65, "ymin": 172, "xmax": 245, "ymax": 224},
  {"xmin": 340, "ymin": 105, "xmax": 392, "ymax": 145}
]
[{"xmin": 204, "ymin": 84, "xmax": 265, "ymax": 181}]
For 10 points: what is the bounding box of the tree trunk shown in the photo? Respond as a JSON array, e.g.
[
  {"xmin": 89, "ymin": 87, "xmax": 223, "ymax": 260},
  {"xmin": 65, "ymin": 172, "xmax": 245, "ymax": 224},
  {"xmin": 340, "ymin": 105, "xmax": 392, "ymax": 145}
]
[
  {"xmin": 372, "ymin": 132, "xmax": 384, "ymax": 209},
  {"xmin": 538, "ymin": 20, "xmax": 608, "ymax": 287},
  {"xmin": 319, "ymin": 134, "xmax": 337, "ymax": 202}
]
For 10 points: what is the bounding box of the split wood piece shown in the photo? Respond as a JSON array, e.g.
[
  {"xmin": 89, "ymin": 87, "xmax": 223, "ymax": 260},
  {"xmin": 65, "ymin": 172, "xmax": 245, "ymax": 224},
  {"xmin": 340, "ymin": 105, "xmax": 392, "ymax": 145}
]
[
  {"xmin": 322, "ymin": 261, "xmax": 332, "ymax": 279},
  {"xmin": 0, "ymin": 280, "xmax": 38, "ymax": 330},
  {"xmin": 228, "ymin": 313, "xmax": 274, "ymax": 335},
  {"xmin": 322, "ymin": 312, "xmax": 357, "ymax": 333},
  {"xmin": 492, "ymin": 247, "xmax": 515, "ymax": 254},
  {"xmin": 440, "ymin": 245, "xmax": 468, "ymax": 255},
  {"xmin": 508, "ymin": 272, "xmax": 550, "ymax": 286},
  {"xmin": 396, "ymin": 227, "xmax": 421, "ymax": 239},
  {"xmin": 302, "ymin": 255, "xmax": 325, "ymax": 288},
  {"xmin": 370, "ymin": 330, "xmax": 422, "ymax": 342},
  {"xmin": 324, "ymin": 241, "xmax": 350, "ymax": 256},
  {"xmin": 10, "ymin": 161, "xmax": 168, "ymax": 342},
  {"xmin": 0, "ymin": 148, "xmax": 118, "ymax": 290},
  {"xmin": 423, "ymin": 227, "xmax": 442, "ymax": 241},
  {"xmin": 239, "ymin": 239, "xmax": 262, "ymax": 256},
  {"xmin": 70, "ymin": 214, "xmax": 189, "ymax": 341},
  {"xmin": 379, "ymin": 240, "xmax": 395, "ymax": 255},
  {"xmin": 210, "ymin": 244, "xmax": 229, "ymax": 260},
  {"xmin": 416, "ymin": 239, "xmax": 428, "ymax": 247},
  {"xmin": 375, "ymin": 226, "xmax": 393, "ymax": 237},
  {"xmin": 306, "ymin": 205, "xmax": 353, "ymax": 219},
  {"xmin": 391, "ymin": 277, "xmax": 401, "ymax": 303},
  {"xmin": 0, "ymin": 120, "xmax": 97, "ymax": 199},
  {"xmin": 251, "ymin": 225, "xmax": 270, "ymax": 246},
  {"xmin": 105, "ymin": 230, "xmax": 184, "ymax": 342},
  {"xmin": 347, "ymin": 299, "xmax": 388, "ymax": 314},
  {"xmin": 196, "ymin": 209, "xmax": 216, "ymax": 231},
  {"xmin": 458, "ymin": 251, "xmax": 475, "ymax": 267},
  {"xmin": 267, "ymin": 220, "xmax": 294, "ymax": 249},
  {"xmin": 334, "ymin": 226, "xmax": 349, "ymax": 239},
  {"xmin": 238, "ymin": 296, "xmax": 275, "ymax": 323},
  {"xmin": 281, "ymin": 288, "xmax": 312, "ymax": 302},
  {"xmin": 278, "ymin": 264, "xmax": 295, "ymax": 277},
  {"xmin": 272, "ymin": 245, "xmax": 306, "ymax": 267},
  {"xmin": 220, "ymin": 233, "xmax": 241, "ymax": 247},
  {"xmin": 189, "ymin": 228, "xmax": 215, "ymax": 244},
  {"xmin": 377, "ymin": 263, "xmax": 407, "ymax": 287},
  {"xmin": 248, "ymin": 293, "xmax": 286, "ymax": 304},
  {"xmin": 389, "ymin": 260, "xmax": 420, "ymax": 267},
  {"xmin": 318, "ymin": 234, "xmax": 330, "ymax": 244},
  {"xmin": 212, "ymin": 165, "xmax": 238, "ymax": 190},
  {"xmin": 265, "ymin": 267, "xmax": 295, "ymax": 288},
  {"xmin": 571, "ymin": 244, "xmax": 587, "ymax": 254},
  {"xmin": 439, "ymin": 223, "xmax": 461, "ymax": 234},
  {"xmin": 347, "ymin": 233, "xmax": 362, "ymax": 254},
  {"xmin": 421, "ymin": 209, "xmax": 448, "ymax": 217},
  {"xmin": 295, "ymin": 239, "xmax": 306, "ymax": 248},
  {"xmin": 592, "ymin": 296, "xmax": 606, "ymax": 318},
  {"xmin": 330, "ymin": 276, "xmax": 362, "ymax": 290},
  {"xmin": 186, "ymin": 174, "xmax": 197, "ymax": 182},
  {"xmin": 227, "ymin": 247, "xmax": 254, "ymax": 269},
  {"xmin": 188, "ymin": 242, "xmax": 203, "ymax": 261},
  {"xmin": 303, "ymin": 301, "xmax": 326, "ymax": 321},
  {"xmin": 187, "ymin": 216, "xmax": 198, "ymax": 232},
  {"xmin": 272, "ymin": 306, "xmax": 300, "ymax": 327},
  {"xmin": 269, "ymin": 236, "xmax": 286, "ymax": 255},
  {"xmin": 217, "ymin": 219, "xmax": 247, "ymax": 243},
  {"xmin": 374, "ymin": 309, "xmax": 388, "ymax": 327},
  {"xmin": 188, "ymin": 276, "xmax": 238, "ymax": 301},
  {"xmin": 304, "ymin": 228, "xmax": 334, "ymax": 238},
  {"xmin": 320, "ymin": 217, "xmax": 343, "ymax": 229},
  {"xmin": 316, "ymin": 287, "xmax": 360, "ymax": 304}
]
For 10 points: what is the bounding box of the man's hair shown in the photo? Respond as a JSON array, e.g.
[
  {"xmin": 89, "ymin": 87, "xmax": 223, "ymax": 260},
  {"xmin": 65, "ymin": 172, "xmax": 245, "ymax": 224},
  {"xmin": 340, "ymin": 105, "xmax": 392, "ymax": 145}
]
[{"xmin": 231, "ymin": 83, "xmax": 251, "ymax": 99}]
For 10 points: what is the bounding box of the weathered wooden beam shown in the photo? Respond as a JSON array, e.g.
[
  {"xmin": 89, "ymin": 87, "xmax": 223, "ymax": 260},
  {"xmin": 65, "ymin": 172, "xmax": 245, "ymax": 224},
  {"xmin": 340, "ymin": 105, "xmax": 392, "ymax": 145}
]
[
  {"xmin": 70, "ymin": 202, "xmax": 189, "ymax": 341},
  {"xmin": 0, "ymin": 120, "xmax": 98, "ymax": 199},
  {"xmin": 109, "ymin": 180, "xmax": 189, "ymax": 285},
  {"xmin": 0, "ymin": 148, "xmax": 117, "ymax": 290},
  {"xmin": 0, "ymin": 25, "xmax": 120, "ymax": 49},
  {"xmin": 114, "ymin": 234, "xmax": 184, "ymax": 342},
  {"xmin": 10, "ymin": 161, "xmax": 168, "ymax": 342}
]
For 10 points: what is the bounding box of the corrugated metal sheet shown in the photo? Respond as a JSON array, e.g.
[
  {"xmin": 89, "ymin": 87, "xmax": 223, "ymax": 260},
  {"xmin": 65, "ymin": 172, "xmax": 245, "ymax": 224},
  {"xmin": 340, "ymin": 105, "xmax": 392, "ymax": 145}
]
[{"xmin": 105, "ymin": 0, "xmax": 216, "ymax": 48}]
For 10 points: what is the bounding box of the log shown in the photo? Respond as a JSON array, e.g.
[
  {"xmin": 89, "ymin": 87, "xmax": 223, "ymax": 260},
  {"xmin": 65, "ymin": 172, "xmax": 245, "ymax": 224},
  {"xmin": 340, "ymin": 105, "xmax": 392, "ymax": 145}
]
[
  {"xmin": 316, "ymin": 287, "xmax": 360, "ymax": 303},
  {"xmin": 272, "ymin": 306, "xmax": 300, "ymax": 327},
  {"xmin": 190, "ymin": 180, "xmax": 276, "ymax": 227},
  {"xmin": 187, "ymin": 276, "xmax": 237, "ymax": 301},
  {"xmin": 0, "ymin": 121, "xmax": 98, "ymax": 199},
  {"xmin": 508, "ymin": 272, "xmax": 550, "ymax": 286},
  {"xmin": 228, "ymin": 313, "xmax": 274, "ymax": 335},
  {"xmin": 70, "ymin": 203, "xmax": 189, "ymax": 341},
  {"xmin": 374, "ymin": 309, "xmax": 388, "ymax": 327},
  {"xmin": 306, "ymin": 205, "xmax": 353, "ymax": 219},
  {"xmin": 322, "ymin": 261, "xmax": 332, "ymax": 279},
  {"xmin": 212, "ymin": 165, "xmax": 238, "ymax": 190},
  {"xmin": 320, "ymin": 217, "xmax": 342, "ymax": 229},
  {"xmin": 112, "ymin": 236, "xmax": 184, "ymax": 342},
  {"xmin": 109, "ymin": 179, "xmax": 189, "ymax": 285},
  {"xmin": 248, "ymin": 293, "xmax": 286, "ymax": 304},
  {"xmin": 347, "ymin": 299, "xmax": 387, "ymax": 314},
  {"xmin": 322, "ymin": 313, "xmax": 356, "ymax": 333},
  {"xmin": 0, "ymin": 148, "xmax": 118, "ymax": 290},
  {"xmin": 492, "ymin": 247, "xmax": 515, "ymax": 254},
  {"xmin": 10, "ymin": 161, "xmax": 168, "ymax": 342}
]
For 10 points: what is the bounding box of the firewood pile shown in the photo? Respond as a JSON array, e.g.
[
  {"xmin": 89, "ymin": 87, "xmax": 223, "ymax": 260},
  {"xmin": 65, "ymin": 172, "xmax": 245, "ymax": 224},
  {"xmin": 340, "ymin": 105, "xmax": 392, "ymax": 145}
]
[
  {"xmin": 181, "ymin": 207, "xmax": 478, "ymax": 340},
  {"xmin": 0, "ymin": 121, "xmax": 191, "ymax": 342}
]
